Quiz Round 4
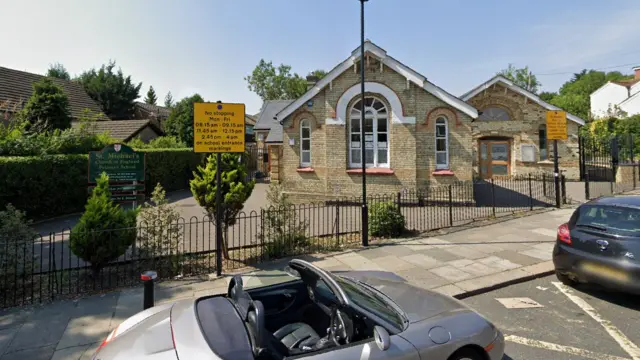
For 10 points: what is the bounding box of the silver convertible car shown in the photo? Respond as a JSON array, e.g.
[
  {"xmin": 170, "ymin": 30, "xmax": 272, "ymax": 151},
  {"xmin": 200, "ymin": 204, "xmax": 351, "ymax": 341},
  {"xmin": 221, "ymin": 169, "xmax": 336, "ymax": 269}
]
[{"xmin": 93, "ymin": 259, "xmax": 504, "ymax": 360}]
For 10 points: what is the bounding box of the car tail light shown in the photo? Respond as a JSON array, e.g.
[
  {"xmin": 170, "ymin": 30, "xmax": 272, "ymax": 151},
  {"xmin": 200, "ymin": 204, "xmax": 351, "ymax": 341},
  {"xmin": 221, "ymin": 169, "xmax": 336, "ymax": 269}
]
[
  {"xmin": 557, "ymin": 223, "xmax": 571, "ymax": 245},
  {"xmin": 95, "ymin": 325, "xmax": 119, "ymax": 354}
]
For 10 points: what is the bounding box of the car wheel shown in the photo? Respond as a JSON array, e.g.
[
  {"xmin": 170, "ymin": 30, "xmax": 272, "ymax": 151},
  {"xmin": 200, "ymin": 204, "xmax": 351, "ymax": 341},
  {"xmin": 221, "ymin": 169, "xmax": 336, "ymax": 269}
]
[
  {"xmin": 555, "ymin": 270, "xmax": 578, "ymax": 286},
  {"xmin": 448, "ymin": 347, "xmax": 485, "ymax": 360}
]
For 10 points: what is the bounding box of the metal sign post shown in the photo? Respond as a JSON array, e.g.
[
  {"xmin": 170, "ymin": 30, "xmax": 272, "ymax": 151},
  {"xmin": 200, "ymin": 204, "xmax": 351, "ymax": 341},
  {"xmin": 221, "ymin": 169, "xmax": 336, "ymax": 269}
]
[
  {"xmin": 194, "ymin": 101, "xmax": 246, "ymax": 277},
  {"xmin": 546, "ymin": 111, "xmax": 567, "ymax": 208}
]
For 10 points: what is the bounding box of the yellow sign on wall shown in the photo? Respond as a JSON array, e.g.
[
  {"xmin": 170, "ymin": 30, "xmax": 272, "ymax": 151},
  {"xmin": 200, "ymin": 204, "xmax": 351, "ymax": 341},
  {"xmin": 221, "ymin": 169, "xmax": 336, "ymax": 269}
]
[
  {"xmin": 193, "ymin": 103, "xmax": 246, "ymax": 153},
  {"xmin": 546, "ymin": 110, "xmax": 567, "ymax": 140}
]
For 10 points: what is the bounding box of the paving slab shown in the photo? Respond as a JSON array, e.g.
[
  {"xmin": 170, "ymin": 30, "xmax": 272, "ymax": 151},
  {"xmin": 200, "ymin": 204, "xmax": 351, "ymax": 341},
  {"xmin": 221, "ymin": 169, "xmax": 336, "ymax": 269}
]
[
  {"xmin": 51, "ymin": 344, "xmax": 92, "ymax": 360},
  {"xmin": 1, "ymin": 344, "xmax": 57, "ymax": 360}
]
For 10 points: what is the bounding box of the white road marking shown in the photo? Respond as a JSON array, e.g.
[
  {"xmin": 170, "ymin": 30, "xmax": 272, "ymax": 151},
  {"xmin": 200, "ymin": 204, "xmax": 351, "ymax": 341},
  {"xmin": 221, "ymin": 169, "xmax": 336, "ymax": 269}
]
[
  {"xmin": 536, "ymin": 286, "xmax": 548, "ymax": 291},
  {"xmin": 552, "ymin": 282, "xmax": 640, "ymax": 360},
  {"xmin": 505, "ymin": 335, "xmax": 631, "ymax": 360},
  {"xmin": 496, "ymin": 297, "xmax": 544, "ymax": 309}
]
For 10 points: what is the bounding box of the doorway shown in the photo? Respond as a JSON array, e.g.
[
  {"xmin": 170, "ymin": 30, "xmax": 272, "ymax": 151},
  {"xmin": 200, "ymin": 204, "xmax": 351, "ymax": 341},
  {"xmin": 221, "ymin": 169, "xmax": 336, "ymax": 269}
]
[{"xmin": 479, "ymin": 139, "xmax": 511, "ymax": 178}]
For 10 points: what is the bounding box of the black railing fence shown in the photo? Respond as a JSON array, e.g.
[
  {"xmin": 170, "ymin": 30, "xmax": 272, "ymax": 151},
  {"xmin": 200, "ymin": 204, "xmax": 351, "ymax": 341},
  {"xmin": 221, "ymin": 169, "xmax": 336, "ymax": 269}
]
[
  {"xmin": 581, "ymin": 134, "xmax": 640, "ymax": 200},
  {"xmin": 1, "ymin": 173, "xmax": 560, "ymax": 308}
]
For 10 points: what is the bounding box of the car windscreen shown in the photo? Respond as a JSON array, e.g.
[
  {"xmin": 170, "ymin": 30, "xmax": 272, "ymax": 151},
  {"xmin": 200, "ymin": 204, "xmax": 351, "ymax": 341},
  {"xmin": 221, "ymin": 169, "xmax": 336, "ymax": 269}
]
[
  {"xmin": 195, "ymin": 296, "xmax": 254, "ymax": 360},
  {"xmin": 333, "ymin": 276, "xmax": 405, "ymax": 330},
  {"xmin": 576, "ymin": 205, "xmax": 640, "ymax": 237}
]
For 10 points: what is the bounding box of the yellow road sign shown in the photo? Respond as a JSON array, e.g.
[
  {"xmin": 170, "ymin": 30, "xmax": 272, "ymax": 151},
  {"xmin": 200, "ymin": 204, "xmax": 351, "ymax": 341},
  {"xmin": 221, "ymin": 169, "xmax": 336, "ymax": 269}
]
[
  {"xmin": 546, "ymin": 110, "xmax": 567, "ymax": 140},
  {"xmin": 193, "ymin": 102, "xmax": 246, "ymax": 153}
]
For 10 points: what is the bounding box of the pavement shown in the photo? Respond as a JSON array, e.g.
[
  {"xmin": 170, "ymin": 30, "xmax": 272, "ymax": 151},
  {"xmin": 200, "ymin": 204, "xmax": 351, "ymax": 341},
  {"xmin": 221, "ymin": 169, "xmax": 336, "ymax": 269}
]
[
  {"xmin": 0, "ymin": 207, "xmax": 577, "ymax": 360},
  {"xmin": 463, "ymin": 275, "xmax": 640, "ymax": 360}
]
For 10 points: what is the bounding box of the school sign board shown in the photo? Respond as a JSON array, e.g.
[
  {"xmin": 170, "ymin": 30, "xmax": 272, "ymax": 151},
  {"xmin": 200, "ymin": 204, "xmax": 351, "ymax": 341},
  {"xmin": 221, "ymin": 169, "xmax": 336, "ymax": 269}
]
[
  {"xmin": 88, "ymin": 143, "xmax": 146, "ymax": 204},
  {"xmin": 193, "ymin": 102, "xmax": 246, "ymax": 153}
]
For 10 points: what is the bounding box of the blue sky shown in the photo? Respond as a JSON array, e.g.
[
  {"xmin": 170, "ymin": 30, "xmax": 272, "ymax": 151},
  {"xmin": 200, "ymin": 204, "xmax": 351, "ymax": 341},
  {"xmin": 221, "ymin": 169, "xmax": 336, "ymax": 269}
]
[{"xmin": 3, "ymin": 0, "xmax": 640, "ymax": 114}]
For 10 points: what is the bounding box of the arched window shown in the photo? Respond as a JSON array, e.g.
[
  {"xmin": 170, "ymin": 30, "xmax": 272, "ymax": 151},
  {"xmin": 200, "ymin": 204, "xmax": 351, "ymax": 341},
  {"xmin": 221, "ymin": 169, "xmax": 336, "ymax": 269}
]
[
  {"xmin": 538, "ymin": 124, "xmax": 547, "ymax": 160},
  {"xmin": 435, "ymin": 117, "xmax": 449, "ymax": 169},
  {"xmin": 349, "ymin": 96, "xmax": 389, "ymax": 167},
  {"xmin": 300, "ymin": 119, "xmax": 311, "ymax": 167},
  {"xmin": 478, "ymin": 107, "xmax": 511, "ymax": 121}
]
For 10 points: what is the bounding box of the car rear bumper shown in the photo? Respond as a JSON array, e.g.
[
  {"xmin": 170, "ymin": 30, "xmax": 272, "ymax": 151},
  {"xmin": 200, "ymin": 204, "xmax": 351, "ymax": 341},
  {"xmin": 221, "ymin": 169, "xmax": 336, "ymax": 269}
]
[{"xmin": 553, "ymin": 243, "xmax": 640, "ymax": 294}]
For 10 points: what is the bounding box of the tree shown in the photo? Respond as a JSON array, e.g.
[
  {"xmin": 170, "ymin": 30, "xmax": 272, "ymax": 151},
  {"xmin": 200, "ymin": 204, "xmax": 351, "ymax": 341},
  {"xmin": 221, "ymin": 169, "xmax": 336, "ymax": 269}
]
[
  {"xmin": 164, "ymin": 91, "xmax": 174, "ymax": 108},
  {"xmin": 77, "ymin": 60, "xmax": 142, "ymax": 119},
  {"xmin": 164, "ymin": 94, "xmax": 204, "ymax": 146},
  {"xmin": 497, "ymin": 64, "xmax": 541, "ymax": 94},
  {"xmin": 307, "ymin": 69, "xmax": 327, "ymax": 80},
  {"xmin": 46, "ymin": 63, "xmax": 71, "ymax": 80},
  {"xmin": 69, "ymin": 172, "xmax": 138, "ymax": 278},
  {"xmin": 144, "ymin": 86, "xmax": 158, "ymax": 105},
  {"xmin": 245, "ymin": 59, "xmax": 309, "ymax": 100},
  {"xmin": 19, "ymin": 77, "xmax": 72, "ymax": 131},
  {"xmin": 190, "ymin": 154, "xmax": 255, "ymax": 259}
]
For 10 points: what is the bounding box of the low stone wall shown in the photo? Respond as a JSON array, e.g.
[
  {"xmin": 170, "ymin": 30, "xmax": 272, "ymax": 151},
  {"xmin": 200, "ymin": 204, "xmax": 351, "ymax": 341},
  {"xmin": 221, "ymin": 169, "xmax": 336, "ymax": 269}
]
[{"xmin": 616, "ymin": 164, "xmax": 638, "ymax": 185}]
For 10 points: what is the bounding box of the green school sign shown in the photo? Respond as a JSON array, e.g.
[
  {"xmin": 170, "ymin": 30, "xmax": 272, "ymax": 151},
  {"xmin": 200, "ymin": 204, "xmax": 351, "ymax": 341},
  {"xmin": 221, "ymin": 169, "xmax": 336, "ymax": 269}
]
[{"xmin": 88, "ymin": 144, "xmax": 146, "ymax": 183}]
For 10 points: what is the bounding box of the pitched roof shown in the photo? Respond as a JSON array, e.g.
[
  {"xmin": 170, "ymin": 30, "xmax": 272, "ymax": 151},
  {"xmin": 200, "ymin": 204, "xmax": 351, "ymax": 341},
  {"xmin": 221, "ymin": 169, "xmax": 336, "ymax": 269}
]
[
  {"xmin": 253, "ymin": 100, "xmax": 294, "ymax": 143},
  {"xmin": 460, "ymin": 75, "xmax": 586, "ymax": 126},
  {"xmin": 274, "ymin": 41, "xmax": 478, "ymax": 123},
  {"xmin": 71, "ymin": 119, "xmax": 163, "ymax": 142},
  {"xmin": 0, "ymin": 66, "xmax": 107, "ymax": 119},
  {"xmin": 134, "ymin": 102, "xmax": 171, "ymax": 118},
  {"xmin": 612, "ymin": 78, "xmax": 640, "ymax": 88}
]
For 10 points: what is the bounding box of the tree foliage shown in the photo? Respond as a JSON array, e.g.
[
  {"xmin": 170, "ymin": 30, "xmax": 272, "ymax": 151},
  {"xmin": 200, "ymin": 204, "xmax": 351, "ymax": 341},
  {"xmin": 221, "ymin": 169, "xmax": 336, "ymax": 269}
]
[
  {"xmin": 77, "ymin": 60, "xmax": 142, "ymax": 119},
  {"xmin": 164, "ymin": 91, "xmax": 174, "ymax": 108},
  {"xmin": 19, "ymin": 77, "xmax": 72, "ymax": 132},
  {"xmin": 543, "ymin": 70, "xmax": 633, "ymax": 121},
  {"xmin": 164, "ymin": 94, "xmax": 204, "ymax": 146},
  {"xmin": 47, "ymin": 62, "xmax": 71, "ymax": 80},
  {"xmin": 144, "ymin": 86, "xmax": 158, "ymax": 105},
  {"xmin": 245, "ymin": 59, "xmax": 326, "ymax": 101},
  {"xmin": 497, "ymin": 64, "xmax": 541, "ymax": 94},
  {"xmin": 190, "ymin": 153, "xmax": 255, "ymax": 259},
  {"xmin": 69, "ymin": 172, "xmax": 138, "ymax": 277}
]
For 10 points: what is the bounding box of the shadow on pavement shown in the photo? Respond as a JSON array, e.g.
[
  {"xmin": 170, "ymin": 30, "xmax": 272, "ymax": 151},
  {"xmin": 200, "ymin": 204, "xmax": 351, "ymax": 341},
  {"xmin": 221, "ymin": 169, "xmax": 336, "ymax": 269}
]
[{"xmin": 572, "ymin": 284, "xmax": 640, "ymax": 311}]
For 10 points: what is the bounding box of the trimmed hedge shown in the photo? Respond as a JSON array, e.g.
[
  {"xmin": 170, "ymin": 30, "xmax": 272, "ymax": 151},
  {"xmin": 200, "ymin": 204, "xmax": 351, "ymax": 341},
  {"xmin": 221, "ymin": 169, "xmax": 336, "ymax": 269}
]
[{"xmin": 0, "ymin": 149, "xmax": 205, "ymax": 219}]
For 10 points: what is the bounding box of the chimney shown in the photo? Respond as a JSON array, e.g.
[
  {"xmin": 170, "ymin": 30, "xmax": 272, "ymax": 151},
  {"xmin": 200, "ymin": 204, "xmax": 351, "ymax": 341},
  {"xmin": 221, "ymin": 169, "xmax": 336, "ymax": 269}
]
[
  {"xmin": 306, "ymin": 75, "xmax": 319, "ymax": 91},
  {"xmin": 634, "ymin": 66, "xmax": 640, "ymax": 80}
]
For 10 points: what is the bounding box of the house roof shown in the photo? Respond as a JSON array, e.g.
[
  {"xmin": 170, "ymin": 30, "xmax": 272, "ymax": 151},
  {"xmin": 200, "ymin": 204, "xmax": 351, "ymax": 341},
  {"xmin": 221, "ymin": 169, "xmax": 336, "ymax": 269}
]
[
  {"xmin": 0, "ymin": 66, "xmax": 107, "ymax": 119},
  {"xmin": 245, "ymin": 114, "xmax": 257, "ymax": 126},
  {"xmin": 253, "ymin": 100, "xmax": 294, "ymax": 143},
  {"xmin": 460, "ymin": 75, "xmax": 586, "ymax": 126},
  {"xmin": 71, "ymin": 119, "xmax": 163, "ymax": 142},
  {"xmin": 612, "ymin": 78, "xmax": 640, "ymax": 88},
  {"xmin": 134, "ymin": 102, "xmax": 171, "ymax": 118},
  {"xmin": 274, "ymin": 41, "xmax": 478, "ymax": 123}
]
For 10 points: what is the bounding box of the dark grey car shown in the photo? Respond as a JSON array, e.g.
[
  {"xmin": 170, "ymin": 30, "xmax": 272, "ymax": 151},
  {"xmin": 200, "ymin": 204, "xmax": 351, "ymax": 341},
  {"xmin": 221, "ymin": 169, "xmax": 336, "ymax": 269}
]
[{"xmin": 93, "ymin": 259, "xmax": 504, "ymax": 360}]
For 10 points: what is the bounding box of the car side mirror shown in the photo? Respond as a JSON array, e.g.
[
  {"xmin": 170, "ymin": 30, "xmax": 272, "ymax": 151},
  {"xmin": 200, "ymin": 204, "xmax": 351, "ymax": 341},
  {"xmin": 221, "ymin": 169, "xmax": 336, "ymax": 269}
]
[{"xmin": 373, "ymin": 326, "xmax": 390, "ymax": 351}]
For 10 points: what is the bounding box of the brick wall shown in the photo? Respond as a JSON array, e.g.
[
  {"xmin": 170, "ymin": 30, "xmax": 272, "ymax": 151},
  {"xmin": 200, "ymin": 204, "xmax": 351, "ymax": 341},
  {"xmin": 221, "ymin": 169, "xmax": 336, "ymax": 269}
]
[
  {"xmin": 279, "ymin": 55, "xmax": 474, "ymax": 203},
  {"xmin": 466, "ymin": 83, "xmax": 581, "ymax": 180}
]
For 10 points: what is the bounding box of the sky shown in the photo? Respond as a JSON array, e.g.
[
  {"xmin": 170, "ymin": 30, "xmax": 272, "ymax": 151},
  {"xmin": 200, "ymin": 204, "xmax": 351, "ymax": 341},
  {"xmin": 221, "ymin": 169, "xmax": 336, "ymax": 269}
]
[{"xmin": 2, "ymin": 0, "xmax": 640, "ymax": 115}]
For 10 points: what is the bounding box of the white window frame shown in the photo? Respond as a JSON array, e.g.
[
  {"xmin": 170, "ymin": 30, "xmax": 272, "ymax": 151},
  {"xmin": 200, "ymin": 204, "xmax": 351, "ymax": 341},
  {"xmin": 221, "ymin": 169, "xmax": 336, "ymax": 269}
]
[
  {"xmin": 300, "ymin": 119, "xmax": 311, "ymax": 167},
  {"xmin": 435, "ymin": 117, "xmax": 449, "ymax": 169},
  {"xmin": 348, "ymin": 96, "xmax": 390, "ymax": 168}
]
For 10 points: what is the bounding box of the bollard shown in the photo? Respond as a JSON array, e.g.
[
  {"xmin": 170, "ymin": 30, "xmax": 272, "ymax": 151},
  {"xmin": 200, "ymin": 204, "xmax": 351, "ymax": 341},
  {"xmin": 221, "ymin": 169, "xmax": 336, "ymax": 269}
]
[{"xmin": 141, "ymin": 270, "xmax": 157, "ymax": 310}]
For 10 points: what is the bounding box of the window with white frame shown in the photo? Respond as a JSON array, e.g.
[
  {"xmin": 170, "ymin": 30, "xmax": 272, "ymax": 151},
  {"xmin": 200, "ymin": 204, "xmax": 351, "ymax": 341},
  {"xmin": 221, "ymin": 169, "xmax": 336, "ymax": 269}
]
[
  {"xmin": 300, "ymin": 119, "xmax": 311, "ymax": 167},
  {"xmin": 349, "ymin": 96, "xmax": 389, "ymax": 168},
  {"xmin": 435, "ymin": 117, "xmax": 449, "ymax": 169}
]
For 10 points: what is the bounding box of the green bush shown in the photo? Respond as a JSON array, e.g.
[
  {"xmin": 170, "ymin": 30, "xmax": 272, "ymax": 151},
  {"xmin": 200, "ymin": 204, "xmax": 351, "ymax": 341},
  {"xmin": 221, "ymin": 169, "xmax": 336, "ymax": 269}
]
[
  {"xmin": 0, "ymin": 149, "xmax": 204, "ymax": 219},
  {"xmin": 0, "ymin": 204, "xmax": 38, "ymax": 296},
  {"xmin": 127, "ymin": 136, "xmax": 187, "ymax": 149},
  {"xmin": 259, "ymin": 183, "xmax": 309, "ymax": 259},
  {"xmin": 368, "ymin": 201, "xmax": 405, "ymax": 238},
  {"xmin": 69, "ymin": 173, "xmax": 138, "ymax": 277},
  {"xmin": 0, "ymin": 126, "xmax": 116, "ymax": 156}
]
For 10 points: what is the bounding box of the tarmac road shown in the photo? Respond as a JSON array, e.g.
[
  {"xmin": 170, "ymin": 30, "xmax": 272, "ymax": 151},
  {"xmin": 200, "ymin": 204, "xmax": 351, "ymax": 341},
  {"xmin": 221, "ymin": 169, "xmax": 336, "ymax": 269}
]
[{"xmin": 462, "ymin": 275, "xmax": 640, "ymax": 360}]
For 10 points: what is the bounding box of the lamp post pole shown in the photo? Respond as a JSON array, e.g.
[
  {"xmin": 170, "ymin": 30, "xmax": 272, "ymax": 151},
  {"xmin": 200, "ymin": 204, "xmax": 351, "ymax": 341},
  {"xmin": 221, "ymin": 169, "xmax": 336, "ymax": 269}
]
[{"xmin": 359, "ymin": 0, "xmax": 369, "ymax": 247}]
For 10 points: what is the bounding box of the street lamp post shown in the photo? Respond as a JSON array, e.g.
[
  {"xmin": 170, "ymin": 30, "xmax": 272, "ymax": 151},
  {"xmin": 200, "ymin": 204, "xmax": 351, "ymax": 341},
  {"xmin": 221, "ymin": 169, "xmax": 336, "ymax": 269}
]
[{"xmin": 359, "ymin": 0, "xmax": 369, "ymax": 247}]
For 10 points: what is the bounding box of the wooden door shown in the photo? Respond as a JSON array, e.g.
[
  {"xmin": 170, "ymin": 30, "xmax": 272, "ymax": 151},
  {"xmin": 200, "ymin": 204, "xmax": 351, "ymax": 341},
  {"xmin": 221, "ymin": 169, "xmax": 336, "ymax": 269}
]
[{"xmin": 479, "ymin": 140, "xmax": 511, "ymax": 178}]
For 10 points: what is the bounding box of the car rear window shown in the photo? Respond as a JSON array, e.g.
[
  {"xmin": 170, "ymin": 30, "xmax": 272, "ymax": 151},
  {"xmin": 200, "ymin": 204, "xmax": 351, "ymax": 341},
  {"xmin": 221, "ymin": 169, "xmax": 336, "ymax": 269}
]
[{"xmin": 577, "ymin": 205, "xmax": 640, "ymax": 237}]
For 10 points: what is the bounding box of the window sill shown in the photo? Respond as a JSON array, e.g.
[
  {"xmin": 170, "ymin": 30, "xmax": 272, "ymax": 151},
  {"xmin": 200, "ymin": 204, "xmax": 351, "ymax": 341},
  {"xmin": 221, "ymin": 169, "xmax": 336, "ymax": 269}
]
[
  {"xmin": 536, "ymin": 160, "xmax": 554, "ymax": 165},
  {"xmin": 296, "ymin": 167, "xmax": 315, "ymax": 173},
  {"xmin": 432, "ymin": 169, "xmax": 455, "ymax": 176},
  {"xmin": 346, "ymin": 168, "xmax": 395, "ymax": 175}
]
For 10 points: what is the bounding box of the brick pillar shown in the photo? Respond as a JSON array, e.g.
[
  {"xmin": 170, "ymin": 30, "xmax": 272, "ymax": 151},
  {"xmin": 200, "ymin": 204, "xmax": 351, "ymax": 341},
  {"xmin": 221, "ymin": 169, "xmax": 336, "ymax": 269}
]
[{"xmin": 270, "ymin": 145, "xmax": 282, "ymax": 183}]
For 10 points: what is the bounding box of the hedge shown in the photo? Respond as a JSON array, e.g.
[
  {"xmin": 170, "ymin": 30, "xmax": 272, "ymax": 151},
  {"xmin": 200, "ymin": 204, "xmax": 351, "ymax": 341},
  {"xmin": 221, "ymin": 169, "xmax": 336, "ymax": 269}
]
[{"xmin": 0, "ymin": 149, "xmax": 205, "ymax": 220}]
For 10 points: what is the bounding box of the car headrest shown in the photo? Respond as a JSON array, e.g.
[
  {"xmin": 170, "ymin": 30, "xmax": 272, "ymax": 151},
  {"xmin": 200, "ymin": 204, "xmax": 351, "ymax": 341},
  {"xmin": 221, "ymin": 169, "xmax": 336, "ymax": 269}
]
[
  {"xmin": 247, "ymin": 300, "xmax": 265, "ymax": 350},
  {"xmin": 228, "ymin": 275, "xmax": 244, "ymax": 299}
]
